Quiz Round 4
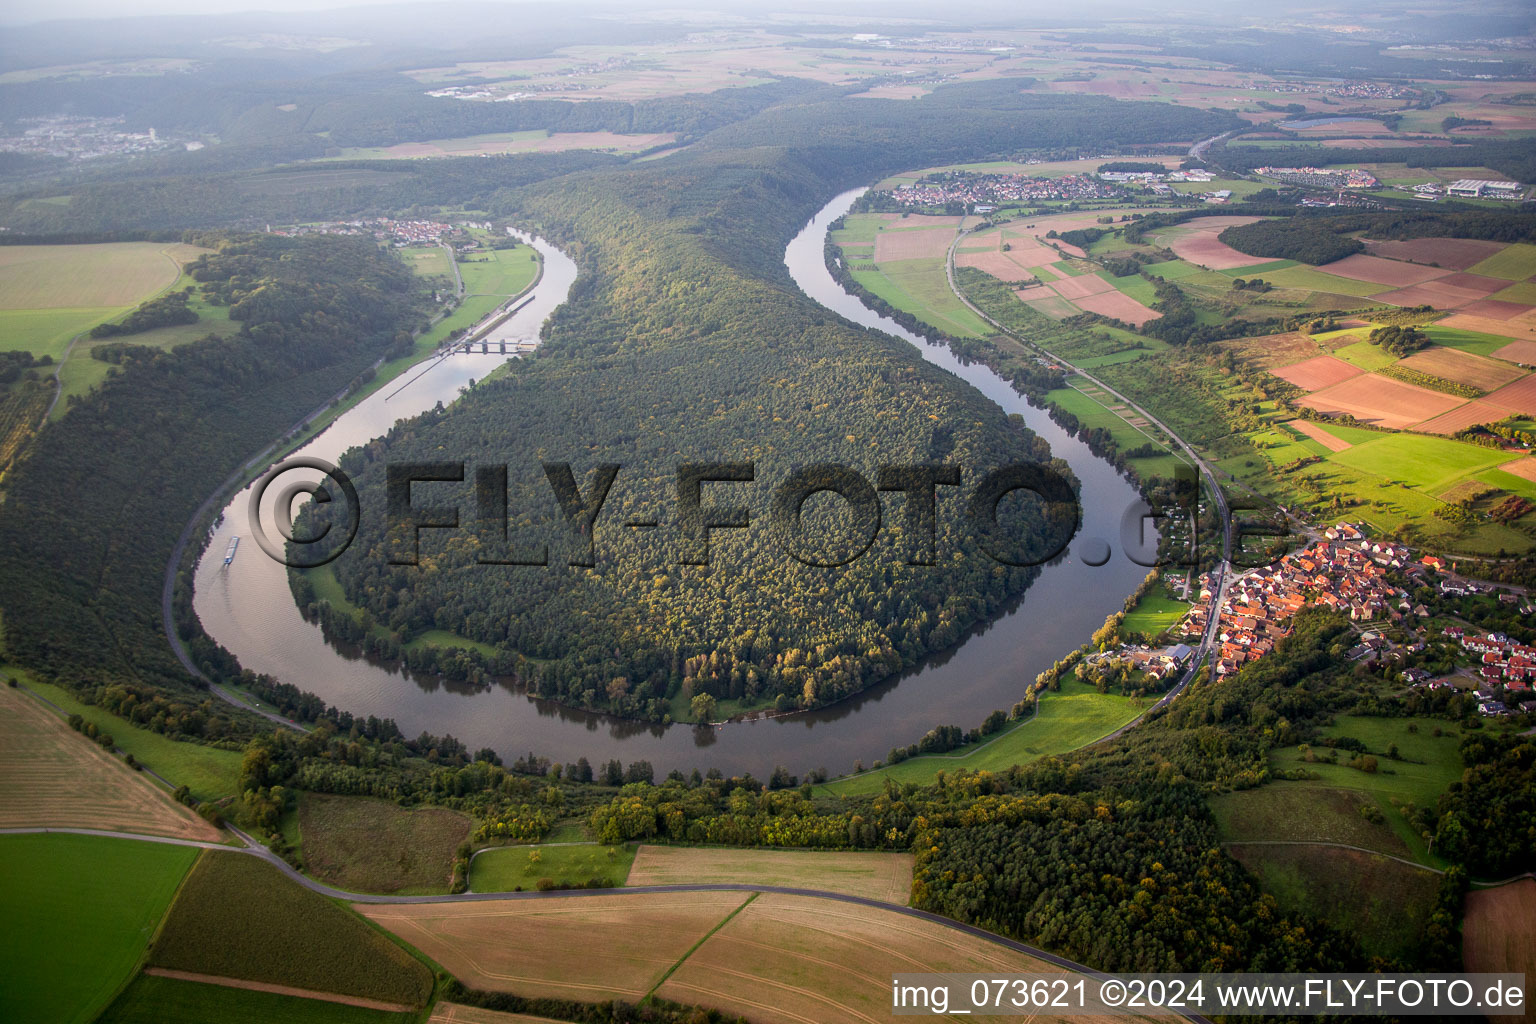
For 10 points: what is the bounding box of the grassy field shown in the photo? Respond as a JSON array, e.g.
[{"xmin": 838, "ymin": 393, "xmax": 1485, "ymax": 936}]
[
  {"xmin": 1329, "ymin": 433, "xmax": 1525, "ymax": 495},
  {"xmin": 150, "ymin": 852, "xmax": 434, "ymax": 1007},
  {"xmin": 626, "ymin": 846, "xmax": 914, "ymax": 904},
  {"xmin": 1210, "ymin": 784, "xmax": 1413, "ymax": 857},
  {"xmin": 1467, "ymin": 242, "xmax": 1536, "ymax": 281},
  {"xmin": 849, "ymin": 256, "xmax": 991, "ymax": 338},
  {"xmin": 0, "ymin": 681, "xmax": 221, "ymax": 840},
  {"xmin": 297, "ymin": 793, "xmax": 471, "ymax": 894},
  {"xmin": 1119, "ymin": 590, "xmax": 1191, "ymax": 639},
  {"xmin": 1423, "ymin": 325, "xmax": 1527, "ymax": 358},
  {"xmin": 470, "ymin": 842, "xmax": 636, "ymax": 892},
  {"xmin": 1463, "ymin": 880, "xmax": 1536, "ymax": 1024},
  {"xmin": 457, "ymin": 245, "xmax": 540, "ymax": 298},
  {"xmin": 820, "ymin": 677, "xmax": 1148, "ymax": 796},
  {"xmin": 0, "ymin": 833, "xmax": 198, "ymax": 1024},
  {"xmin": 98, "ymin": 975, "xmax": 418, "ymax": 1024},
  {"xmin": 1225, "ymin": 843, "xmax": 1439, "ymax": 962},
  {"xmin": 13, "ymin": 673, "xmax": 242, "ymax": 801},
  {"xmin": 399, "ymin": 246, "xmax": 453, "ymax": 279},
  {"xmin": 1331, "ymin": 339, "xmax": 1399, "ymax": 371},
  {"xmin": 1252, "ymin": 265, "xmax": 1385, "ymax": 298}
]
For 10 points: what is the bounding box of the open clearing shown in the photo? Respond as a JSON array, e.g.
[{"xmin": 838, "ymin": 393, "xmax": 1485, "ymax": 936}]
[
  {"xmin": 361, "ymin": 891, "xmax": 752, "ymax": 1001},
  {"xmin": 627, "ymin": 846, "xmax": 914, "ymax": 904},
  {"xmin": 0, "ymin": 833, "xmax": 197, "ymax": 1024},
  {"xmin": 1210, "ymin": 785, "xmax": 1411, "ymax": 857},
  {"xmin": 1330, "ymin": 433, "xmax": 1515, "ymax": 493},
  {"xmin": 1399, "ymin": 347, "xmax": 1528, "ymax": 391},
  {"xmin": 0, "ymin": 242, "xmax": 206, "ymax": 359},
  {"xmin": 1463, "ymin": 880, "xmax": 1536, "ymax": 1024},
  {"xmin": 1302, "ymin": 374, "xmax": 1466, "ymax": 429},
  {"xmin": 1272, "ymin": 354, "xmax": 1362, "ymax": 391},
  {"xmin": 470, "ymin": 842, "xmax": 636, "ymax": 892},
  {"xmin": 0, "ymin": 682, "xmax": 222, "ymax": 840},
  {"xmin": 297, "ymin": 793, "xmax": 470, "ymax": 894},
  {"xmin": 100, "ymin": 974, "xmax": 416, "ymax": 1024},
  {"xmin": 1225, "ymin": 844, "xmax": 1439, "ymax": 962}
]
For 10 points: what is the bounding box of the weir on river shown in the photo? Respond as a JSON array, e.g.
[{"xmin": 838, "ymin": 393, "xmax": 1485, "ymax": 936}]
[{"xmin": 192, "ymin": 195, "xmax": 1155, "ymax": 776}]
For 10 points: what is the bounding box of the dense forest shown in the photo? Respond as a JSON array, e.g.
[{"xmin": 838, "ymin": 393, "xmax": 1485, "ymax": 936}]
[
  {"xmin": 1218, "ymin": 218, "xmax": 1365, "ymax": 265},
  {"xmin": 0, "ymin": 233, "xmax": 420, "ymax": 714},
  {"xmin": 294, "ymin": 83, "xmax": 1238, "ymax": 721}
]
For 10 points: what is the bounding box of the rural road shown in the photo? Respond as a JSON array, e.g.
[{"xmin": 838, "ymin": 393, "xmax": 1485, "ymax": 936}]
[
  {"xmin": 942, "ymin": 225, "xmax": 1235, "ymax": 706},
  {"xmin": 3, "ymin": 824, "xmax": 1214, "ymax": 1024}
]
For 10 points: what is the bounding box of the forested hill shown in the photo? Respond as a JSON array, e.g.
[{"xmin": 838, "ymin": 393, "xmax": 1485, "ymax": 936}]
[
  {"xmin": 0, "ymin": 234, "xmax": 419, "ymax": 721},
  {"xmin": 310, "ymin": 85, "xmax": 1241, "ymax": 722}
]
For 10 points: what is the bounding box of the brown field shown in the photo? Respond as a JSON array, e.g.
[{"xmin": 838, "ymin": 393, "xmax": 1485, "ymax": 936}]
[
  {"xmin": 658, "ymin": 892, "xmax": 1177, "ymax": 1024},
  {"xmin": 359, "ymin": 892, "xmax": 751, "ymax": 1001},
  {"xmin": 1463, "ymin": 880, "xmax": 1536, "ymax": 1024},
  {"xmin": 1397, "ymin": 348, "xmax": 1528, "ymax": 392},
  {"xmin": 1435, "ymin": 272, "xmax": 1511, "ymax": 297},
  {"xmin": 1439, "ymin": 313, "xmax": 1536, "ymax": 342},
  {"xmin": 298, "ymin": 792, "xmax": 470, "ymax": 894},
  {"xmin": 1159, "ymin": 217, "xmax": 1265, "ymax": 270},
  {"xmin": 1438, "ymin": 480, "xmax": 1496, "ymax": 504},
  {"xmin": 430, "ymin": 1003, "xmax": 567, "ymax": 1024},
  {"xmin": 1366, "ymin": 237, "xmax": 1505, "ymax": 270},
  {"xmin": 873, "ymin": 228, "xmax": 956, "ymax": 262},
  {"xmin": 1291, "ymin": 419, "xmax": 1353, "ymax": 451},
  {"xmin": 1288, "ymin": 117, "xmax": 1394, "ymax": 135},
  {"xmin": 1302, "ymin": 374, "xmax": 1467, "ymax": 429},
  {"xmin": 1498, "ymin": 456, "xmax": 1536, "ymax": 483},
  {"xmin": 1374, "ymin": 280, "xmax": 1502, "ymax": 309},
  {"xmin": 1461, "ymin": 298, "xmax": 1535, "ymax": 321},
  {"xmin": 958, "ymin": 250, "xmax": 1049, "ymax": 280},
  {"xmin": 1074, "ymin": 290, "xmax": 1162, "ymax": 326},
  {"xmin": 1415, "ymin": 400, "xmax": 1517, "ymax": 436},
  {"xmin": 626, "ymin": 846, "xmax": 913, "ymax": 904},
  {"xmin": 1493, "ymin": 340, "xmax": 1536, "ymax": 364},
  {"xmin": 1483, "ymin": 374, "xmax": 1536, "ymax": 416},
  {"xmin": 1272, "ymin": 354, "xmax": 1364, "ymax": 391},
  {"xmin": 1047, "ymin": 273, "xmax": 1115, "ymax": 300},
  {"xmin": 0, "ymin": 683, "xmax": 221, "ymax": 840},
  {"xmin": 1225, "ymin": 331, "xmax": 1321, "ymax": 370},
  {"xmin": 1319, "ymin": 253, "xmax": 1446, "ymax": 287}
]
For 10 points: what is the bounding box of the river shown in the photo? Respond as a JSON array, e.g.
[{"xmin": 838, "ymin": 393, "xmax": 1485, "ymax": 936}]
[{"xmin": 192, "ymin": 194, "xmax": 1154, "ymax": 777}]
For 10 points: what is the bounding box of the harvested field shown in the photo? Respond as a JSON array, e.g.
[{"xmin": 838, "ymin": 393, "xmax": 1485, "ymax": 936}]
[
  {"xmin": 1499, "ymin": 456, "xmax": 1536, "ymax": 483},
  {"xmin": 1365, "ymin": 237, "xmax": 1504, "ymax": 270},
  {"xmin": 1047, "ymin": 273, "xmax": 1115, "ymax": 300},
  {"xmin": 1483, "ymin": 374, "xmax": 1536, "ymax": 416},
  {"xmin": 1460, "ymin": 298, "xmax": 1535, "ymax": 321},
  {"xmin": 958, "ymin": 250, "xmax": 1049, "ymax": 280},
  {"xmin": 1463, "ymin": 880, "xmax": 1536, "ymax": 1024},
  {"xmin": 431, "ymin": 1004, "xmax": 566, "ymax": 1024},
  {"xmin": 1160, "ymin": 217, "xmax": 1264, "ymax": 270},
  {"xmin": 1415, "ymin": 400, "xmax": 1517, "ymax": 436},
  {"xmin": 1435, "ymin": 272, "xmax": 1511, "ymax": 297},
  {"xmin": 1074, "ymin": 290, "xmax": 1161, "ymax": 326},
  {"xmin": 1397, "ymin": 347, "xmax": 1528, "ymax": 392},
  {"xmin": 657, "ymin": 892, "xmax": 1173, "ymax": 1024},
  {"xmin": 1291, "ymin": 419, "xmax": 1353, "ymax": 451},
  {"xmin": 626, "ymin": 846, "xmax": 914, "ymax": 904},
  {"xmin": 344, "ymin": 131, "xmax": 676, "ymax": 159},
  {"xmin": 873, "ymin": 228, "xmax": 956, "ymax": 262},
  {"xmin": 359, "ymin": 892, "xmax": 751, "ymax": 1001},
  {"xmin": 1373, "ymin": 280, "xmax": 1504, "ymax": 309},
  {"xmin": 0, "ymin": 242, "xmax": 199, "ymax": 307},
  {"xmin": 1302, "ymin": 374, "xmax": 1467, "ymax": 429},
  {"xmin": 1438, "ymin": 313, "xmax": 1536, "ymax": 342},
  {"xmin": 1319, "ymin": 254, "xmax": 1446, "ymax": 287},
  {"xmin": 141, "ymin": 969, "xmax": 414, "ymax": 1012},
  {"xmin": 1225, "ymin": 331, "xmax": 1321, "ymax": 370},
  {"xmin": 0, "ymin": 683, "xmax": 221, "ymax": 841},
  {"xmin": 1272, "ymin": 355, "xmax": 1364, "ymax": 391},
  {"xmin": 882, "ymin": 214, "xmax": 964, "ymax": 229}
]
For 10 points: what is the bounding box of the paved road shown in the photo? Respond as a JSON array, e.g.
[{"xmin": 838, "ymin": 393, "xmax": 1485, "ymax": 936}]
[{"xmin": 943, "ymin": 228, "xmax": 1234, "ymax": 711}]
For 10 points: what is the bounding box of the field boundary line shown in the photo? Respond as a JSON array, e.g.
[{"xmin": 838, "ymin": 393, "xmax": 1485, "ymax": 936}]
[
  {"xmin": 642, "ymin": 891, "xmax": 757, "ymax": 1001},
  {"xmin": 141, "ymin": 967, "xmax": 417, "ymax": 1012}
]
